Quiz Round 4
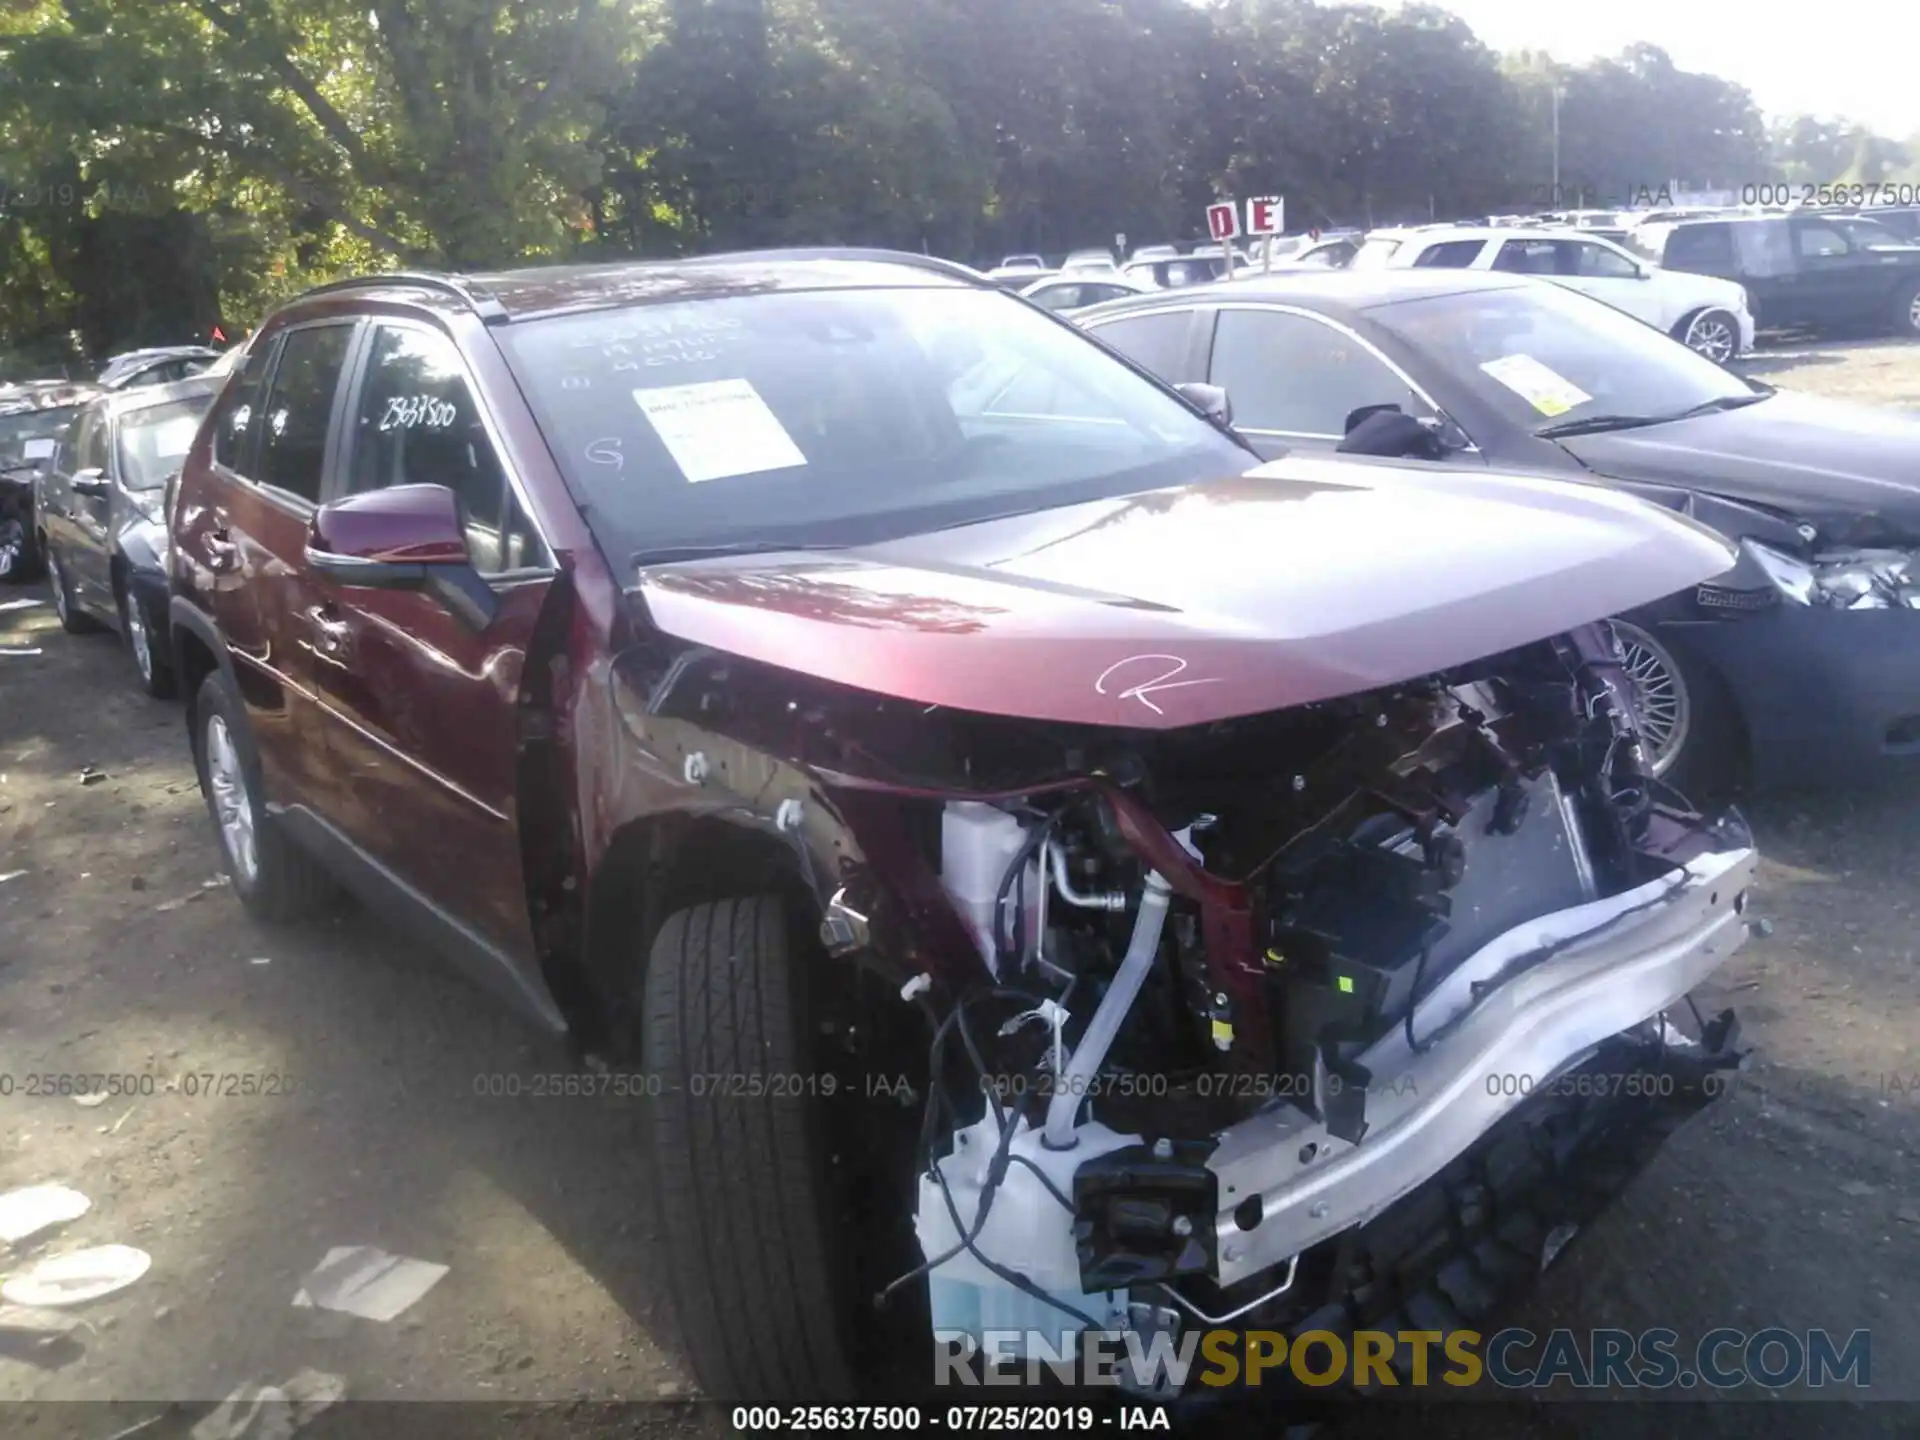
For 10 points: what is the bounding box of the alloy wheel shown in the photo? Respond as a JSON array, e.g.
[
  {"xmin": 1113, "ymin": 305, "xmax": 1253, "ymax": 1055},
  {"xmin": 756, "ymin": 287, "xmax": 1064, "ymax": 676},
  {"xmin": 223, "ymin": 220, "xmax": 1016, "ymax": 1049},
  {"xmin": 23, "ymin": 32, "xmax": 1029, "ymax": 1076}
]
[
  {"xmin": 127, "ymin": 596, "xmax": 154, "ymax": 684},
  {"xmin": 48, "ymin": 551, "xmax": 69, "ymax": 625},
  {"xmin": 204, "ymin": 714, "xmax": 259, "ymax": 884},
  {"xmin": 1610, "ymin": 621, "xmax": 1692, "ymax": 778},
  {"xmin": 1684, "ymin": 312, "xmax": 1736, "ymax": 364},
  {"xmin": 1909, "ymin": 289, "xmax": 1920, "ymax": 336}
]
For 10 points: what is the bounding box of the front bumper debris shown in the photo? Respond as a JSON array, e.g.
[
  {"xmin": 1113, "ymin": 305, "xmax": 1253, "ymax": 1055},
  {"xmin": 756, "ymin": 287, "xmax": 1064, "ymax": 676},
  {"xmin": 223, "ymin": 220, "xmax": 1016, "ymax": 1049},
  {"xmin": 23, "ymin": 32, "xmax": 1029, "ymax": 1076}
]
[{"xmin": 1206, "ymin": 844, "xmax": 1758, "ymax": 1286}]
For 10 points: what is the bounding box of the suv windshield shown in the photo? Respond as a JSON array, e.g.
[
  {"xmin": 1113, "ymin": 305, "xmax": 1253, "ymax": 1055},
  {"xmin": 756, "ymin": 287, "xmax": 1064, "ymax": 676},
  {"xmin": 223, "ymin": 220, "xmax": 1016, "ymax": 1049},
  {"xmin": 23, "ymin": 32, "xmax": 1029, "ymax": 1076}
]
[
  {"xmin": 498, "ymin": 284, "xmax": 1247, "ymax": 566},
  {"xmin": 1371, "ymin": 282, "xmax": 1755, "ymax": 431},
  {"xmin": 119, "ymin": 397, "xmax": 213, "ymax": 489},
  {"xmin": 0, "ymin": 404, "xmax": 79, "ymax": 470}
]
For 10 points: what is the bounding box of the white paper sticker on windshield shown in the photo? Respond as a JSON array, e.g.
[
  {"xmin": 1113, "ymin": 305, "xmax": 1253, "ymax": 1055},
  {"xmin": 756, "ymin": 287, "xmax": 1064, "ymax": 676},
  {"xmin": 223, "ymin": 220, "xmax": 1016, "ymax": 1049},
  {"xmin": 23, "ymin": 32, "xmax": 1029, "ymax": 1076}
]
[
  {"xmin": 21, "ymin": 438, "xmax": 56, "ymax": 460},
  {"xmin": 1478, "ymin": 354, "xmax": 1592, "ymax": 418},
  {"xmin": 631, "ymin": 378, "xmax": 806, "ymax": 483}
]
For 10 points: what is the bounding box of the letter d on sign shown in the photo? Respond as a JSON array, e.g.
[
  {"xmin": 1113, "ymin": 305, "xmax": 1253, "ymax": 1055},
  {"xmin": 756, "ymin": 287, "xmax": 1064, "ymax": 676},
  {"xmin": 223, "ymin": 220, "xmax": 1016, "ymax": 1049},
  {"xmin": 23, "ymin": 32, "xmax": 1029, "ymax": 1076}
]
[{"xmin": 1206, "ymin": 202, "xmax": 1240, "ymax": 242}]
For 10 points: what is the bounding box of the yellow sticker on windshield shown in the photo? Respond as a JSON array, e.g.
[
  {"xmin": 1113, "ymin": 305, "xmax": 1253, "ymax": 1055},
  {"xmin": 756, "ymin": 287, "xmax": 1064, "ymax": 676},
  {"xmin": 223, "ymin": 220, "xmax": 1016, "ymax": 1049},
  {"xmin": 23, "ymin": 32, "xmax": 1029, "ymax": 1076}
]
[{"xmin": 1478, "ymin": 354, "xmax": 1592, "ymax": 417}]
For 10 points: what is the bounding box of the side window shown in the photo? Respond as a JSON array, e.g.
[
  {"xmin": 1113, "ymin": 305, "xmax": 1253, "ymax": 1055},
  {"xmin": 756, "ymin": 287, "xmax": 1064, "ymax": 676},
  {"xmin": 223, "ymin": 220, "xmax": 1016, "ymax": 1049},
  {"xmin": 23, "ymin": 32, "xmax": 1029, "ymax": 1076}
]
[
  {"xmin": 1088, "ymin": 311, "xmax": 1196, "ymax": 383},
  {"xmin": 256, "ymin": 324, "xmax": 355, "ymax": 504},
  {"xmin": 1029, "ymin": 284, "xmax": 1085, "ymax": 312},
  {"xmin": 1572, "ymin": 242, "xmax": 1639, "ymax": 278},
  {"xmin": 78, "ymin": 411, "xmax": 111, "ymax": 473},
  {"xmin": 1493, "ymin": 240, "xmax": 1557, "ymax": 274},
  {"xmin": 344, "ymin": 325, "xmax": 549, "ymax": 574},
  {"xmin": 1794, "ymin": 222, "xmax": 1851, "ymax": 259},
  {"xmin": 1665, "ymin": 223, "xmax": 1736, "ymax": 271},
  {"xmin": 1410, "ymin": 239, "xmax": 1486, "ymax": 269},
  {"xmin": 210, "ymin": 342, "xmax": 275, "ymax": 474},
  {"xmin": 1209, "ymin": 309, "xmax": 1414, "ymax": 437}
]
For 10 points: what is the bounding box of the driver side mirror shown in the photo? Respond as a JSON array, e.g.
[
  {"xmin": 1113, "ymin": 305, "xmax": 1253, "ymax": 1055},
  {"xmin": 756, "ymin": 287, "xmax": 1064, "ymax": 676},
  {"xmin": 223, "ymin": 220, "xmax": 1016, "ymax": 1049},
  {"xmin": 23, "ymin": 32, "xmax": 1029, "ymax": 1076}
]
[
  {"xmin": 307, "ymin": 483, "xmax": 497, "ymax": 630},
  {"xmin": 1175, "ymin": 382, "xmax": 1233, "ymax": 428},
  {"xmin": 70, "ymin": 467, "xmax": 109, "ymax": 498},
  {"xmin": 1338, "ymin": 405, "xmax": 1451, "ymax": 462}
]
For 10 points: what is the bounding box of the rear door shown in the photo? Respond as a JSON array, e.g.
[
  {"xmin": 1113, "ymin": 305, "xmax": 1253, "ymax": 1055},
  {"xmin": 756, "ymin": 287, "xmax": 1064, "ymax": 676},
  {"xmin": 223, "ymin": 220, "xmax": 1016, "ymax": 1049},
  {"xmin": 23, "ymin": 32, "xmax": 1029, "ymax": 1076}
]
[
  {"xmin": 308, "ymin": 320, "xmax": 558, "ymax": 965},
  {"xmin": 189, "ymin": 320, "xmax": 360, "ymax": 803}
]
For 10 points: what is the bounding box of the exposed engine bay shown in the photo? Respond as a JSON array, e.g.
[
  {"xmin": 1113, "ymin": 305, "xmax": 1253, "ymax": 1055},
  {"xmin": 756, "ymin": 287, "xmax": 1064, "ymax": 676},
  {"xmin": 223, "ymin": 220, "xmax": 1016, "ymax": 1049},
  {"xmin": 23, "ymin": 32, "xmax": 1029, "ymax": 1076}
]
[{"xmin": 892, "ymin": 622, "xmax": 1756, "ymax": 1382}]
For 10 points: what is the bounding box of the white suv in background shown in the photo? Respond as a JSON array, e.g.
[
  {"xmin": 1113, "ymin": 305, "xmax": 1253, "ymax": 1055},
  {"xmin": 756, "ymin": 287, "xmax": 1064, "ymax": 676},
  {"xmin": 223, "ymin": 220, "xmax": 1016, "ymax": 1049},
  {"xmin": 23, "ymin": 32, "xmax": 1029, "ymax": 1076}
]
[{"xmin": 1352, "ymin": 225, "xmax": 1754, "ymax": 364}]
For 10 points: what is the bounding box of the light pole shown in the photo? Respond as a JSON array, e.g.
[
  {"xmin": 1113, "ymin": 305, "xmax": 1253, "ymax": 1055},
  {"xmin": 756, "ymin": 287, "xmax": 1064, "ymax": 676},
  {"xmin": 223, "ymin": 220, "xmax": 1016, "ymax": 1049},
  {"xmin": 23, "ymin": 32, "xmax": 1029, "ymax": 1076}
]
[{"xmin": 1550, "ymin": 83, "xmax": 1564, "ymax": 205}]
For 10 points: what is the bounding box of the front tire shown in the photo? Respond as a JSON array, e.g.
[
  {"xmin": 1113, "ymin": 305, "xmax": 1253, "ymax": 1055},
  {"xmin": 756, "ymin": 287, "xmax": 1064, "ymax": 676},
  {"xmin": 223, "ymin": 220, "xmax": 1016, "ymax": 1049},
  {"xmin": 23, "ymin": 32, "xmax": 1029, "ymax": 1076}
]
[
  {"xmin": 1610, "ymin": 619, "xmax": 1742, "ymax": 798},
  {"xmin": 1677, "ymin": 308, "xmax": 1740, "ymax": 365},
  {"xmin": 0, "ymin": 515, "xmax": 35, "ymax": 583},
  {"xmin": 122, "ymin": 585, "xmax": 177, "ymax": 699},
  {"xmin": 642, "ymin": 896, "xmax": 861, "ymax": 1402},
  {"xmin": 1891, "ymin": 281, "xmax": 1920, "ymax": 339},
  {"xmin": 192, "ymin": 671, "xmax": 330, "ymax": 922}
]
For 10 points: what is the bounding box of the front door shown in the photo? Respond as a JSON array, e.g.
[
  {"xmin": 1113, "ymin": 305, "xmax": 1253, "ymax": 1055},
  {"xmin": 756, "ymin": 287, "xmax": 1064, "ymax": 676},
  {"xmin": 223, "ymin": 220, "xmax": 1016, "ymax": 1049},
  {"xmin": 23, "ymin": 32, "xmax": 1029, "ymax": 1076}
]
[
  {"xmin": 1205, "ymin": 306, "xmax": 1440, "ymax": 459},
  {"xmin": 1788, "ymin": 218, "xmax": 1887, "ymax": 324},
  {"xmin": 308, "ymin": 321, "xmax": 558, "ymax": 970},
  {"xmin": 46, "ymin": 408, "xmax": 114, "ymax": 606},
  {"xmin": 1553, "ymin": 239, "xmax": 1662, "ymax": 327}
]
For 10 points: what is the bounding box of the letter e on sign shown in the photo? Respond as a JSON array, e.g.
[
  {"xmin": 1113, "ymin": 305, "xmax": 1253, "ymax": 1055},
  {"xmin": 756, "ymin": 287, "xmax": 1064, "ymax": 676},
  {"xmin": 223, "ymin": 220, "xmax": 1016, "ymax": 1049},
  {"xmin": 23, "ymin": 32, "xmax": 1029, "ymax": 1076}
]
[
  {"xmin": 1206, "ymin": 202, "xmax": 1240, "ymax": 242},
  {"xmin": 1246, "ymin": 197, "xmax": 1284, "ymax": 236}
]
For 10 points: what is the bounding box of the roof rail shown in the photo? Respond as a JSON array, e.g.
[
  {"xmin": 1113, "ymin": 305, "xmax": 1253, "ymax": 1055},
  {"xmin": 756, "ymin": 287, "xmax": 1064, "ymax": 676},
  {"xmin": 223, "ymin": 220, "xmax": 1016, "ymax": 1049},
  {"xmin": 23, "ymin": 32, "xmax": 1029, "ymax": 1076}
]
[
  {"xmin": 676, "ymin": 246, "xmax": 990, "ymax": 287},
  {"xmin": 292, "ymin": 270, "xmax": 508, "ymax": 322}
]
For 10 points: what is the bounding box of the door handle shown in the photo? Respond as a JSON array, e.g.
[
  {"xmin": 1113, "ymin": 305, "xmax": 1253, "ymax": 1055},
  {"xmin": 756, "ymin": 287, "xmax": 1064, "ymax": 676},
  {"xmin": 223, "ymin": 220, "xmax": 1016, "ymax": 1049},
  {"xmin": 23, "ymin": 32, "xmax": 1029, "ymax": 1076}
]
[
  {"xmin": 306, "ymin": 603, "xmax": 353, "ymax": 665},
  {"xmin": 204, "ymin": 528, "xmax": 237, "ymax": 573}
]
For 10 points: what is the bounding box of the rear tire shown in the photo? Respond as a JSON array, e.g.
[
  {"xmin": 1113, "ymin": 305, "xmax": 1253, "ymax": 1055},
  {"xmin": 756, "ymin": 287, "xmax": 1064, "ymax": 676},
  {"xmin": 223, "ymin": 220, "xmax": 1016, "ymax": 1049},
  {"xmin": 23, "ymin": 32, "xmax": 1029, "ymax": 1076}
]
[
  {"xmin": 642, "ymin": 895, "xmax": 861, "ymax": 1402},
  {"xmin": 46, "ymin": 547, "xmax": 99, "ymax": 634},
  {"xmin": 192, "ymin": 671, "xmax": 331, "ymax": 922}
]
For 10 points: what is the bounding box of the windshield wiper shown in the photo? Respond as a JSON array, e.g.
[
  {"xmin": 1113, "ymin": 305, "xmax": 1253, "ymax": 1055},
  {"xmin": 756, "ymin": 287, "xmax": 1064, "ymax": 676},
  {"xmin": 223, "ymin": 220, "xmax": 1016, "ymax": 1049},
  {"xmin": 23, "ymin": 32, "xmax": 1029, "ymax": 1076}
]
[
  {"xmin": 1533, "ymin": 413, "xmax": 1664, "ymax": 439},
  {"xmin": 632, "ymin": 540, "xmax": 850, "ymax": 568},
  {"xmin": 1665, "ymin": 391, "xmax": 1772, "ymax": 421}
]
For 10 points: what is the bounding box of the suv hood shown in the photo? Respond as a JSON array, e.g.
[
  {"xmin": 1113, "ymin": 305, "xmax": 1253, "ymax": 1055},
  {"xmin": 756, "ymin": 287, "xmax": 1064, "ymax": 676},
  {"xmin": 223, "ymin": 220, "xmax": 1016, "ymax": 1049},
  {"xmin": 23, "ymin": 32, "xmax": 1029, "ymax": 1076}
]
[
  {"xmin": 1556, "ymin": 389, "xmax": 1920, "ymax": 545},
  {"xmin": 633, "ymin": 456, "xmax": 1732, "ymax": 729}
]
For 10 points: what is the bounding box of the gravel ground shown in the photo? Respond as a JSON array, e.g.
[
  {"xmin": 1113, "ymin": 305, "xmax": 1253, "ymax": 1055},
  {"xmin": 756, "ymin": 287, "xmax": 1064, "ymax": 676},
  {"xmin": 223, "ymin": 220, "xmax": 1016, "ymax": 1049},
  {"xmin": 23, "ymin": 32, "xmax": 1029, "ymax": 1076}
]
[{"xmin": 3, "ymin": 339, "xmax": 1919, "ymax": 1438}]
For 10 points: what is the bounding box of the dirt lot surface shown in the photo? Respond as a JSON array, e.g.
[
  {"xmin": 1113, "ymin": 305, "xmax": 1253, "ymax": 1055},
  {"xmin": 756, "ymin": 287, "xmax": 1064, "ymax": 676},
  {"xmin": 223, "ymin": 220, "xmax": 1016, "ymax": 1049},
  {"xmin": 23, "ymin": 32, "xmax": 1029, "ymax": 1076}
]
[{"xmin": 3, "ymin": 340, "xmax": 1919, "ymax": 1439}]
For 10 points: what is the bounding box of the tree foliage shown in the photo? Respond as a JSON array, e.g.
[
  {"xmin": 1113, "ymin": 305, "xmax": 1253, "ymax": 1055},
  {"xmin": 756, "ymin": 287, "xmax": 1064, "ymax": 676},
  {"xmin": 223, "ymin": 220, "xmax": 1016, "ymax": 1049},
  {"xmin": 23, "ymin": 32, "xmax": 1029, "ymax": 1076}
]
[{"xmin": 0, "ymin": 0, "xmax": 1906, "ymax": 363}]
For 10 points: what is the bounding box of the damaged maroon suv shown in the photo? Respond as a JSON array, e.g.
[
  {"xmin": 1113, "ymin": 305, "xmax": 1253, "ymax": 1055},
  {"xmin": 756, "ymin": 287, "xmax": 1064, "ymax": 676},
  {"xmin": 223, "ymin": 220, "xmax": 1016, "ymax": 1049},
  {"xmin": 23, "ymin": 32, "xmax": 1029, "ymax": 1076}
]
[{"xmin": 169, "ymin": 251, "xmax": 1760, "ymax": 1402}]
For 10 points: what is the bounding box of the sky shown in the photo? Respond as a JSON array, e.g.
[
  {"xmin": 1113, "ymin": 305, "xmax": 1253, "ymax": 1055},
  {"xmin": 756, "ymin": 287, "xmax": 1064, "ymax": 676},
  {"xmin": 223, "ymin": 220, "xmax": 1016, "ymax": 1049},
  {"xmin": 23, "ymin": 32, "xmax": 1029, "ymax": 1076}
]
[{"xmin": 1412, "ymin": 0, "xmax": 1918, "ymax": 137}]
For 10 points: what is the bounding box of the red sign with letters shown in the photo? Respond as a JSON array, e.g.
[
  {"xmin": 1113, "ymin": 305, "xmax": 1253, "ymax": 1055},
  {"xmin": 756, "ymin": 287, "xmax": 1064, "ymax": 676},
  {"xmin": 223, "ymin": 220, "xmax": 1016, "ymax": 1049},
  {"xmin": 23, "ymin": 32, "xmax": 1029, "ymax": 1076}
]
[
  {"xmin": 1245, "ymin": 196, "xmax": 1284, "ymax": 236},
  {"xmin": 1205, "ymin": 202, "xmax": 1240, "ymax": 242}
]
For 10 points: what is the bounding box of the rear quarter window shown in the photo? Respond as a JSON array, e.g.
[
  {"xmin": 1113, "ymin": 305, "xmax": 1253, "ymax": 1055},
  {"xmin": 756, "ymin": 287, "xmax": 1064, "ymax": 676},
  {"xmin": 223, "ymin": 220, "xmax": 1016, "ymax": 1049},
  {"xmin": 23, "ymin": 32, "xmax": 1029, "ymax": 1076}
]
[
  {"xmin": 1087, "ymin": 311, "xmax": 1197, "ymax": 384},
  {"xmin": 1410, "ymin": 239, "xmax": 1487, "ymax": 269},
  {"xmin": 209, "ymin": 342, "xmax": 276, "ymax": 474}
]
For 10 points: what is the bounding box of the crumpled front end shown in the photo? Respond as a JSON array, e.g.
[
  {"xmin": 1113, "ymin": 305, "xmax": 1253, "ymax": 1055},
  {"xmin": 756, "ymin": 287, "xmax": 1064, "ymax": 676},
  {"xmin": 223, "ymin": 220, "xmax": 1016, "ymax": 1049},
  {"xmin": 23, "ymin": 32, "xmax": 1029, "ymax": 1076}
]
[{"xmin": 887, "ymin": 621, "xmax": 1757, "ymax": 1388}]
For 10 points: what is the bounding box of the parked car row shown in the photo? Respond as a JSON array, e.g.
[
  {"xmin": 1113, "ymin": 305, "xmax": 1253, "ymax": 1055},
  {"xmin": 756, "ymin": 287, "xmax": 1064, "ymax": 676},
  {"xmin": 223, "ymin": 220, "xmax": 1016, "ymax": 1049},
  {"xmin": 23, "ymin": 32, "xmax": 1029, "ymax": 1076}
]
[
  {"xmin": 21, "ymin": 247, "xmax": 1907, "ymax": 1406},
  {"xmin": 1351, "ymin": 223, "xmax": 1756, "ymax": 363},
  {"xmin": 0, "ymin": 343, "xmax": 233, "ymax": 583},
  {"xmin": 1018, "ymin": 199, "xmax": 1920, "ymax": 351},
  {"xmin": 1073, "ymin": 266, "xmax": 1920, "ymax": 791}
]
